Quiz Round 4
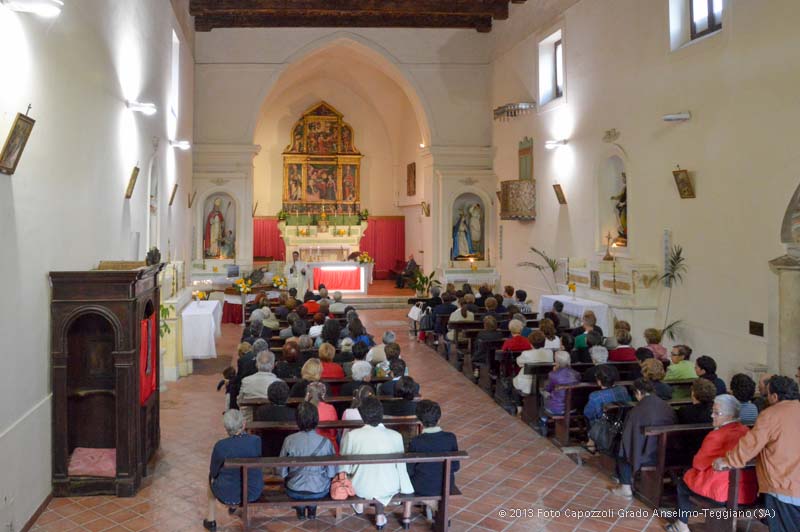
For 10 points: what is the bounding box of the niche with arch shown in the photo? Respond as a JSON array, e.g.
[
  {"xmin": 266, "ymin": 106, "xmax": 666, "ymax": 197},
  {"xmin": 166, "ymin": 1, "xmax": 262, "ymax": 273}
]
[
  {"xmin": 451, "ymin": 193, "xmax": 485, "ymax": 260},
  {"xmin": 202, "ymin": 192, "xmax": 237, "ymax": 259},
  {"xmin": 597, "ymin": 155, "xmax": 628, "ymax": 249}
]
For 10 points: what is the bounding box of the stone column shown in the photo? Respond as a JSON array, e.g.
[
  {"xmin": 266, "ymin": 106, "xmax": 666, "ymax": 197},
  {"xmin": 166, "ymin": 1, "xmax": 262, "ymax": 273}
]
[{"xmin": 769, "ymin": 253, "xmax": 800, "ymax": 376}]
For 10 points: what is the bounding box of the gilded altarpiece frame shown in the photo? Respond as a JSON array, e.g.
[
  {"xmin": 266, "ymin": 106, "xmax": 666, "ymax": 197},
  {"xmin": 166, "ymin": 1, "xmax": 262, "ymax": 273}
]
[{"xmin": 282, "ymin": 102, "xmax": 362, "ymax": 212}]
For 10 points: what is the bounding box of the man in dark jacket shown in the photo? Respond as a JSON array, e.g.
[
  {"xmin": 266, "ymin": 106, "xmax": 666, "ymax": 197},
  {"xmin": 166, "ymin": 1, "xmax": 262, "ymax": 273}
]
[
  {"xmin": 432, "ymin": 294, "xmax": 457, "ymax": 335},
  {"xmin": 612, "ymin": 379, "xmax": 677, "ymax": 498}
]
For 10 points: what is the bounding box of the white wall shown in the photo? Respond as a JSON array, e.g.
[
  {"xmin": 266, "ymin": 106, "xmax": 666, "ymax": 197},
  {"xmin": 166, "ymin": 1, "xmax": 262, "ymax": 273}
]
[
  {"xmin": 491, "ymin": 0, "xmax": 800, "ymax": 381},
  {"xmin": 0, "ymin": 0, "xmax": 193, "ymax": 526}
]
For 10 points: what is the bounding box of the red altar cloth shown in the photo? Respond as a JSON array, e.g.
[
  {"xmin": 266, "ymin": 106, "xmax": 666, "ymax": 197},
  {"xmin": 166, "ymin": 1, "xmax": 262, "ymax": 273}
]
[
  {"xmin": 313, "ymin": 267, "xmax": 361, "ymax": 290},
  {"xmin": 222, "ymin": 302, "xmax": 243, "ymax": 324}
]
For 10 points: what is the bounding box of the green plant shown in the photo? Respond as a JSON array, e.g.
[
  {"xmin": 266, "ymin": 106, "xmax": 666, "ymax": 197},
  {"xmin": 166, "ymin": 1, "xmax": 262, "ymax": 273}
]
[
  {"xmin": 408, "ymin": 270, "xmax": 441, "ymax": 295},
  {"xmin": 659, "ymin": 244, "xmax": 687, "ymax": 340},
  {"xmin": 159, "ymin": 304, "xmax": 174, "ymax": 338},
  {"xmin": 518, "ymin": 247, "xmax": 560, "ymax": 294},
  {"xmin": 277, "ymin": 210, "xmax": 287, "ymax": 221}
]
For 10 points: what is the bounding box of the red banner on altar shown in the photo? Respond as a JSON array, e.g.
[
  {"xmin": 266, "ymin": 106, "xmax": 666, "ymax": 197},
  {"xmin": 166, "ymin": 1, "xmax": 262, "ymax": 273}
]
[{"xmin": 313, "ymin": 267, "xmax": 361, "ymax": 291}]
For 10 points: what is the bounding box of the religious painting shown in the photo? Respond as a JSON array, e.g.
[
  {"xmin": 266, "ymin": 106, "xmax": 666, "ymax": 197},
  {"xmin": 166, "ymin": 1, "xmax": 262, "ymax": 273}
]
[
  {"xmin": 306, "ymin": 163, "xmax": 338, "ymax": 202},
  {"xmin": 590, "ymin": 270, "xmax": 600, "ymax": 289},
  {"xmin": 284, "ymin": 162, "xmax": 304, "ymax": 202},
  {"xmin": 0, "ymin": 113, "xmax": 35, "ymax": 175},
  {"xmin": 341, "ymin": 125, "xmax": 356, "ymax": 153},
  {"xmin": 406, "ymin": 162, "xmax": 416, "ymax": 196},
  {"xmin": 672, "ymin": 169, "xmax": 695, "ymax": 199},
  {"xmin": 342, "ymin": 164, "xmax": 359, "ymax": 203},
  {"xmin": 287, "ymin": 122, "xmax": 304, "ymax": 153},
  {"xmin": 518, "ymin": 137, "xmax": 533, "ymax": 181},
  {"xmin": 307, "ymin": 119, "xmax": 339, "ymax": 154},
  {"xmin": 203, "ymin": 192, "xmax": 236, "ymax": 259}
]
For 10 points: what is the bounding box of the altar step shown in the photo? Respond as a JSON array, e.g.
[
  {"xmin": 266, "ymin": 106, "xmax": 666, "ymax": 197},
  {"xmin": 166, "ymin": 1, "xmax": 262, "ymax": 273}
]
[{"xmin": 343, "ymin": 296, "xmax": 411, "ymax": 310}]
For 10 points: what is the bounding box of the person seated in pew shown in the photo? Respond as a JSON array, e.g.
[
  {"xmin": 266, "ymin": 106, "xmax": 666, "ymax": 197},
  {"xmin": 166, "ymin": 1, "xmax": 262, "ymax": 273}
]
[
  {"xmin": 446, "ymin": 301, "xmax": 475, "ymax": 343},
  {"xmin": 308, "ymin": 313, "xmax": 326, "ymax": 340},
  {"xmin": 367, "ymin": 331, "xmax": 396, "ymax": 366},
  {"xmin": 571, "ymin": 310, "xmax": 604, "ymax": 342},
  {"xmin": 482, "ymin": 297, "xmax": 502, "ymax": 321},
  {"xmin": 318, "ymin": 342, "xmax": 345, "ymax": 381},
  {"xmin": 462, "ymin": 293, "xmax": 480, "ymax": 314},
  {"xmin": 317, "ymin": 286, "xmax": 329, "ymax": 304},
  {"xmin": 584, "ymin": 364, "xmax": 631, "ymax": 423},
  {"xmin": 242, "ymin": 309, "xmax": 265, "ymax": 343},
  {"xmin": 753, "ymin": 373, "xmax": 774, "ymax": 412},
  {"xmin": 254, "ymin": 381, "xmax": 296, "ymax": 423},
  {"xmin": 539, "ymin": 351, "xmax": 581, "ymax": 434},
  {"xmin": 339, "ymin": 397, "xmax": 415, "ymax": 530},
  {"xmin": 560, "ymin": 333, "xmax": 575, "ymax": 357},
  {"xmin": 514, "ymin": 330, "xmax": 554, "ymax": 393},
  {"xmin": 641, "ymin": 358, "xmax": 673, "ymax": 400},
  {"xmin": 217, "ymin": 366, "xmax": 237, "ymax": 411},
  {"xmin": 290, "ymin": 359, "xmax": 330, "ymax": 398},
  {"xmin": 502, "ymin": 285, "xmax": 516, "ymax": 308},
  {"xmin": 475, "ymin": 284, "xmax": 491, "ymax": 308},
  {"xmin": 378, "ymin": 359, "xmax": 420, "ymax": 397},
  {"xmin": 516, "ymin": 290, "xmax": 532, "ymax": 314},
  {"xmin": 514, "ymin": 313, "xmax": 531, "ymax": 337},
  {"xmin": 279, "ymin": 312, "xmax": 299, "ymax": 339},
  {"xmin": 343, "ymin": 340, "xmax": 365, "ymax": 377},
  {"xmin": 306, "ymin": 381, "xmax": 339, "ymax": 453},
  {"xmin": 643, "ymin": 327, "xmax": 668, "ymax": 362},
  {"xmin": 296, "ymin": 334, "xmax": 315, "ymax": 364},
  {"xmin": 407, "ymin": 400, "xmax": 461, "ymax": 522},
  {"xmin": 272, "ymin": 342, "xmax": 303, "ymax": 379},
  {"xmin": 273, "ymin": 293, "xmax": 291, "ymax": 321},
  {"xmin": 382, "ymin": 377, "xmax": 419, "ymax": 417},
  {"xmin": 204, "ymin": 410, "xmax": 263, "ymax": 532},
  {"xmin": 493, "ymin": 293, "xmax": 509, "ymax": 314},
  {"xmin": 348, "ymin": 318, "xmax": 375, "ymax": 348},
  {"xmin": 665, "ymin": 344, "xmax": 698, "ymax": 382},
  {"xmin": 318, "ymin": 300, "xmax": 333, "ymax": 320},
  {"xmin": 539, "ymin": 319, "xmax": 561, "ymax": 350},
  {"xmin": 340, "ymin": 309, "xmax": 360, "ymax": 339},
  {"xmin": 631, "ymin": 347, "xmax": 654, "ymax": 380},
  {"xmin": 278, "ymin": 401, "xmax": 337, "ymax": 521},
  {"xmin": 501, "ymin": 319, "xmax": 532, "ymax": 352},
  {"xmin": 573, "ymin": 330, "xmax": 603, "ymax": 364},
  {"xmin": 729, "ymin": 373, "xmax": 758, "ymax": 424},
  {"xmin": 604, "ymin": 320, "xmax": 630, "ymax": 350},
  {"xmin": 444, "ymin": 282, "xmax": 456, "ymax": 295},
  {"xmin": 471, "ymin": 316, "xmax": 505, "ymax": 378},
  {"xmin": 665, "ymin": 394, "xmax": 757, "ymax": 532},
  {"xmin": 379, "ymin": 343, "xmax": 406, "ymax": 378},
  {"xmin": 238, "ymin": 350, "xmax": 282, "ymax": 420},
  {"xmin": 714, "ymin": 376, "xmax": 800, "ymax": 531},
  {"xmin": 330, "ymin": 291, "xmax": 347, "ymax": 314},
  {"xmin": 695, "ymin": 355, "xmax": 726, "ymax": 395},
  {"xmin": 550, "ymin": 300, "xmax": 571, "ymax": 331},
  {"xmin": 608, "ymin": 330, "xmax": 636, "ymax": 362},
  {"xmin": 315, "ymin": 318, "xmax": 342, "ymax": 349},
  {"xmin": 342, "ymin": 385, "xmax": 376, "ymax": 435},
  {"xmin": 611, "ymin": 379, "xmax": 677, "ymax": 499},
  {"xmin": 432, "ymin": 294, "xmax": 458, "ymax": 335},
  {"xmin": 260, "ymin": 307, "xmax": 280, "ymax": 336},
  {"xmin": 581, "ymin": 346, "xmax": 610, "ymax": 383},
  {"xmin": 426, "ymin": 286, "xmax": 443, "ymax": 308},
  {"xmin": 341, "ymin": 361, "xmax": 374, "ymax": 398},
  {"xmin": 302, "ymin": 291, "xmax": 320, "ymax": 314},
  {"xmin": 677, "ymin": 379, "xmax": 717, "ymax": 424}
]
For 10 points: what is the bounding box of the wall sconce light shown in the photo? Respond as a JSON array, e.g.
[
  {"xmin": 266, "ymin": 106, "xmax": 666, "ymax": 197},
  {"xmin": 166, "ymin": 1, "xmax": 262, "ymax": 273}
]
[
  {"xmin": 545, "ymin": 139, "xmax": 568, "ymax": 150},
  {"xmin": 419, "ymin": 142, "xmax": 426, "ymax": 149},
  {"xmin": 126, "ymin": 100, "xmax": 157, "ymax": 116},
  {"xmin": 662, "ymin": 111, "xmax": 691, "ymax": 122},
  {"xmin": 1, "ymin": 0, "xmax": 63, "ymax": 17},
  {"xmin": 169, "ymin": 140, "xmax": 191, "ymax": 150},
  {"xmin": 420, "ymin": 201, "xmax": 431, "ymax": 217}
]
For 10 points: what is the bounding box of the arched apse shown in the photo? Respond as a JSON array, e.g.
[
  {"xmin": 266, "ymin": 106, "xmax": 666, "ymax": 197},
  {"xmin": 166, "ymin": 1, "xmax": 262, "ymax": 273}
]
[{"xmin": 252, "ymin": 40, "xmax": 429, "ymax": 217}]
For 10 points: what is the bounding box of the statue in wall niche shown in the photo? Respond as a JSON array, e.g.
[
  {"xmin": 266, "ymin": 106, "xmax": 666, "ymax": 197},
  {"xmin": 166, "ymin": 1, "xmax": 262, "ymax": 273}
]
[
  {"xmin": 204, "ymin": 198, "xmax": 225, "ymax": 258},
  {"xmin": 452, "ymin": 208, "xmax": 474, "ymax": 259},
  {"xmin": 611, "ymin": 172, "xmax": 628, "ymax": 246},
  {"xmin": 468, "ymin": 203, "xmax": 483, "ymax": 249}
]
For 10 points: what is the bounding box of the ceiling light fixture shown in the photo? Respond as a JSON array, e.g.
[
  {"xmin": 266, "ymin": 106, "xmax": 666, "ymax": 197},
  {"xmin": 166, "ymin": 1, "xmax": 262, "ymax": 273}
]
[
  {"xmin": 1, "ymin": 0, "xmax": 63, "ymax": 18},
  {"xmin": 126, "ymin": 100, "xmax": 157, "ymax": 116},
  {"xmin": 169, "ymin": 140, "xmax": 191, "ymax": 151},
  {"xmin": 545, "ymin": 139, "xmax": 568, "ymax": 150},
  {"xmin": 662, "ymin": 111, "xmax": 691, "ymax": 122}
]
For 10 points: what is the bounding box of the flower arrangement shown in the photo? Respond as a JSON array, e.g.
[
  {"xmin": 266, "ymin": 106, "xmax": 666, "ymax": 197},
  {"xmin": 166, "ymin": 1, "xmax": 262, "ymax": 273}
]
[
  {"xmin": 357, "ymin": 251, "xmax": 374, "ymax": 264},
  {"xmin": 567, "ymin": 281, "xmax": 577, "ymax": 298},
  {"xmin": 277, "ymin": 209, "xmax": 287, "ymax": 221},
  {"xmin": 192, "ymin": 291, "xmax": 208, "ymax": 301},
  {"xmin": 272, "ymin": 275, "xmax": 288, "ymax": 289},
  {"xmin": 298, "ymin": 227, "xmax": 309, "ymax": 236},
  {"xmin": 234, "ymin": 277, "xmax": 253, "ymax": 294},
  {"xmin": 336, "ymin": 228, "xmax": 347, "ymax": 236}
]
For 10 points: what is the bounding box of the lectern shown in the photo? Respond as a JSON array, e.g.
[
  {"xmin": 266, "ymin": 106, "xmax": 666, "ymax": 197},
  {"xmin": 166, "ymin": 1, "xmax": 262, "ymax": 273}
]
[{"xmin": 49, "ymin": 265, "xmax": 163, "ymax": 496}]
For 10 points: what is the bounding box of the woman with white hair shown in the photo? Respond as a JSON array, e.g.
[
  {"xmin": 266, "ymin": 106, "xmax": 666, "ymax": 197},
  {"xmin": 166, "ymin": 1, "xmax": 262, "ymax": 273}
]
[
  {"xmin": 366, "ymin": 331, "xmax": 396, "ymax": 365},
  {"xmin": 261, "ymin": 306, "xmax": 280, "ymax": 332},
  {"xmin": 501, "ymin": 319, "xmax": 533, "ymax": 352},
  {"xmin": 204, "ymin": 410, "xmax": 263, "ymax": 531},
  {"xmin": 666, "ymin": 395, "xmax": 757, "ymax": 532},
  {"xmin": 539, "ymin": 351, "xmax": 580, "ymax": 433},
  {"xmin": 342, "ymin": 360, "xmax": 374, "ymax": 397}
]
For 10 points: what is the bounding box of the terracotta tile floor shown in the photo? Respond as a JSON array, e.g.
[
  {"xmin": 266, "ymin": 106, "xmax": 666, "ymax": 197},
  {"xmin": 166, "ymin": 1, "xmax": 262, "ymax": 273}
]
[{"xmin": 32, "ymin": 309, "xmax": 724, "ymax": 531}]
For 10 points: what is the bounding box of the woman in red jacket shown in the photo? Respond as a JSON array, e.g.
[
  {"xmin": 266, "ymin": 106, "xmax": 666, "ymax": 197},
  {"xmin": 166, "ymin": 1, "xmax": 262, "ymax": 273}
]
[{"xmin": 666, "ymin": 394, "xmax": 757, "ymax": 532}]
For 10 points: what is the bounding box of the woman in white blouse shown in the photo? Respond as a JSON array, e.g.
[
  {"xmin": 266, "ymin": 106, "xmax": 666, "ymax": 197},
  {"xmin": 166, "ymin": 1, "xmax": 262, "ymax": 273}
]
[{"xmin": 540, "ymin": 318, "xmax": 562, "ymax": 350}]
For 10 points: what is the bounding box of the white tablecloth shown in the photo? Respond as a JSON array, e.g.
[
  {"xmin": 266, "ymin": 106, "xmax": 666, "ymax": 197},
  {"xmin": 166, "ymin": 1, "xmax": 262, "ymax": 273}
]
[
  {"xmin": 182, "ymin": 300, "xmax": 222, "ymax": 360},
  {"xmin": 538, "ymin": 295, "xmax": 611, "ymax": 334},
  {"xmin": 223, "ymin": 293, "xmax": 257, "ymax": 305}
]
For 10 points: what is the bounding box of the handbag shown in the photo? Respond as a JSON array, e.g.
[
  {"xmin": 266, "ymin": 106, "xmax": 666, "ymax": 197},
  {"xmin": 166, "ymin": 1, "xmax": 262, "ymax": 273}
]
[
  {"xmin": 588, "ymin": 404, "xmax": 625, "ymax": 454},
  {"xmin": 330, "ymin": 471, "xmax": 356, "ymax": 500},
  {"xmin": 407, "ymin": 302, "xmax": 424, "ymax": 322},
  {"xmin": 419, "ymin": 308, "xmax": 434, "ymax": 331}
]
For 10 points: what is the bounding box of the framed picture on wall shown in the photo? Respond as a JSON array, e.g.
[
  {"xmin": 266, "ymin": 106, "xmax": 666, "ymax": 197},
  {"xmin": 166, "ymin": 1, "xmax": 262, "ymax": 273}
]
[
  {"xmin": 672, "ymin": 169, "xmax": 696, "ymax": 199},
  {"xmin": 407, "ymin": 162, "xmax": 416, "ymax": 196},
  {"xmin": 0, "ymin": 113, "xmax": 36, "ymax": 175}
]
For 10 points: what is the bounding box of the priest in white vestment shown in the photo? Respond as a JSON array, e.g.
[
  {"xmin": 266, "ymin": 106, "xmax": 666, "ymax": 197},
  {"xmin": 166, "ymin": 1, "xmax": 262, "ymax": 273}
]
[{"xmin": 285, "ymin": 251, "xmax": 309, "ymax": 292}]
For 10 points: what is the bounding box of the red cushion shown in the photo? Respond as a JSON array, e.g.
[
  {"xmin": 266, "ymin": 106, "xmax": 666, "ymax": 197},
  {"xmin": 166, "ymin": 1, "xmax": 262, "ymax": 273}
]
[{"xmin": 68, "ymin": 447, "xmax": 116, "ymax": 478}]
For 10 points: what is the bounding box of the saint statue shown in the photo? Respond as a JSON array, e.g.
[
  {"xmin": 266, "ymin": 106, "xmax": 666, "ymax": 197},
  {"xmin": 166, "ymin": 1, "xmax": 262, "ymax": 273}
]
[
  {"xmin": 611, "ymin": 172, "xmax": 627, "ymax": 244},
  {"xmin": 204, "ymin": 198, "xmax": 225, "ymax": 258},
  {"xmin": 452, "ymin": 209, "xmax": 474, "ymax": 259},
  {"xmin": 468, "ymin": 203, "xmax": 483, "ymax": 250}
]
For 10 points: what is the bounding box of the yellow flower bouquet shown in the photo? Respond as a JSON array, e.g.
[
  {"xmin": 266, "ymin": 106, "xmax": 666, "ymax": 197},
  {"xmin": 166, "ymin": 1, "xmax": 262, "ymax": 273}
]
[
  {"xmin": 272, "ymin": 275, "xmax": 288, "ymax": 289},
  {"xmin": 234, "ymin": 278, "xmax": 252, "ymax": 295},
  {"xmin": 357, "ymin": 252, "xmax": 374, "ymax": 264}
]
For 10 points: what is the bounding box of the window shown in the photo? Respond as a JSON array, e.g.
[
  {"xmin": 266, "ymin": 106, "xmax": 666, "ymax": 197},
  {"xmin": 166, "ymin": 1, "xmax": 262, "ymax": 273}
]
[
  {"xmin": 690, "ymin": 0, "xmax": 723, "ymax": 40},
  {"xmin": 168, "ymin": 30, "xmax": 180, "ymax": 138},
  {"xmin": 538, "ymin": 29, "xmax": 564, "ymax": 107},
  {"xmin": 554, "ymin": 39, "xmax": 564, "ymax": 99}
]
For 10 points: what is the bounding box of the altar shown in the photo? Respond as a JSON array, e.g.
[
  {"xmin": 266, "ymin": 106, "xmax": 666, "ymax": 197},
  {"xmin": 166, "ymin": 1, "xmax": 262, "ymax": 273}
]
[{"xmin": 309, "ymin": 262, "xmax": 374, "ymax": 294}]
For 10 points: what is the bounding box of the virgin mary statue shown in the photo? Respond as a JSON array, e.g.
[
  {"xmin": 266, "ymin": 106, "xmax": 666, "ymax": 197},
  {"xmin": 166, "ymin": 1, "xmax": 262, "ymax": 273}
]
[{"xmin": 452, "ymin": 210, "xmax": 473, "ymax": 259}]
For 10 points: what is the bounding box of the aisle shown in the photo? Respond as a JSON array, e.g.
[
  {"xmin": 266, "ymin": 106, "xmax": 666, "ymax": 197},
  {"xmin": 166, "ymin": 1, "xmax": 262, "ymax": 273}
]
[{"xmin": 30, "ymin": 309, "xmax": 663, "ymax": 532}]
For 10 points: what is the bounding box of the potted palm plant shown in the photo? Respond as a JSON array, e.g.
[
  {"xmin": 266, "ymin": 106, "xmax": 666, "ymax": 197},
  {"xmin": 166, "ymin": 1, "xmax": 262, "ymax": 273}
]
[
  {"xmin": 660, "ymin": 244, "xmax": 687, "ymax": 340},
  {"xmin": 408, "ymin": 270, "xmax": 441, "ymax": 298}
]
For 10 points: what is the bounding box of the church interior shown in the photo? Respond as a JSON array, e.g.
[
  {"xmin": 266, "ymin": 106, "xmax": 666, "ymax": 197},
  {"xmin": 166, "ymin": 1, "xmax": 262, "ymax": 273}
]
[{"xmin": 2, "ymin": 0, "xmax": 800, "ymax": 531}]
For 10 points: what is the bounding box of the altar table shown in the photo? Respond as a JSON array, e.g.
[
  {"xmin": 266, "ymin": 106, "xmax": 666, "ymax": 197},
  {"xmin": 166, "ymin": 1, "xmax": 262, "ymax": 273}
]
[
  {"xmin": 182, "ymin": 300, "xmax": 222, "ymax": 359},
  {"xmin": 221, "ymin": 293, "xmax": 257, "ymax": 324},
  {"xmin": 309, "ymin": 262, "xmax": 374, "ymax": 294},
  {"xmin": 538, "ymin": 294, "xmax": 611, "ymax": 334}
]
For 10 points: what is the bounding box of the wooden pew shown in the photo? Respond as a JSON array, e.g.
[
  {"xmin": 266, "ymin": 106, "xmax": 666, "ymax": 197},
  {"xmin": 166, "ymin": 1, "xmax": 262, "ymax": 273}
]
[
  {"xmin": 240, "ymin": 395, "xmax": 419, "ymax": 418},
  {"xmin": 226, "ymin": 451, "xmax": 468, "ymax": 531},
  {"xmin": 690, "ymin": 464, "xmax": 762, "ymax": 532},
  {"xmin": 281, "ymin": 377, "xmax": 390, "ymax": 387},
  {"xmin": 247, "ymin": 418, "xmax": 423, "ymax": 457}
]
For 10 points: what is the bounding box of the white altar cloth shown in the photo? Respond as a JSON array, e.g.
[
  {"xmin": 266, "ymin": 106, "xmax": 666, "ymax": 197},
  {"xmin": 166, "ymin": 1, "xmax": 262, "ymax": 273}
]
[
  {"xmin": 538, "ymin": 295, "xmax": 611, "ymax": 334},
  {"xmin": 182, "ymin": 300, "xmax": 222, "ymax": 360}
]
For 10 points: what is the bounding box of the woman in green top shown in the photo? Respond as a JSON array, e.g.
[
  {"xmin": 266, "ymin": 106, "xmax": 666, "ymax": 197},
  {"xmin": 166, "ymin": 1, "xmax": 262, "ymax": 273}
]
[{"xmin": 664, "ymin": 345, "xmax": 698, "ymax": 381}]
